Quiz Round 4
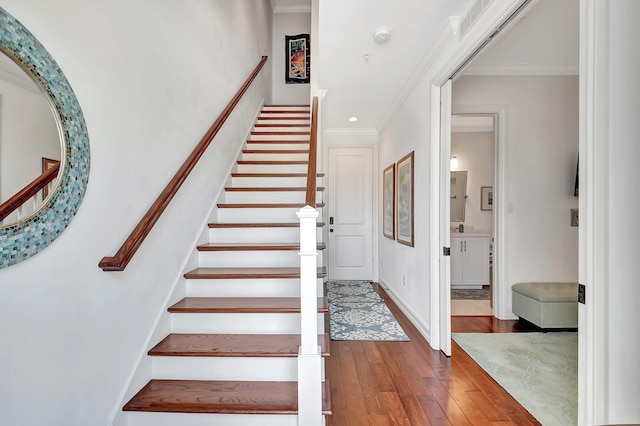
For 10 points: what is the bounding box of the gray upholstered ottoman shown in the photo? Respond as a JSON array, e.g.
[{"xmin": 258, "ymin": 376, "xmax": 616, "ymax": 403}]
[{"xmin": 512, "ymin": 282, "xmax": 578, "ymax": 329}]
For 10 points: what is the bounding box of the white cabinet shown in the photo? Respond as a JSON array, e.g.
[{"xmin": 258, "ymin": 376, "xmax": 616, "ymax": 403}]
[{"xmin": 450, "ymin": 235, "xmax": 490, "ymax": 289}]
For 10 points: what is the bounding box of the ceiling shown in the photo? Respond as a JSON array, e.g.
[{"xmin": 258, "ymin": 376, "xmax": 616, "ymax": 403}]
[{"xmin": 273, "ymin": 0, "xmax": 579, "ymax": 134}]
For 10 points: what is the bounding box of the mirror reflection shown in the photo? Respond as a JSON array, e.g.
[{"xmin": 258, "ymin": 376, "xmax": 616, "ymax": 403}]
[
  {"xmin": 0, "ymin": 50, "xmax": 63, "ymax": 226},
  {"xmin": 450, "ymin": 170, "xmax": 467, "ymax": 222}
]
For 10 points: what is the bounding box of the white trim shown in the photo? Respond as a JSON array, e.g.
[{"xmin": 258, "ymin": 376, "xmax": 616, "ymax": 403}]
[
  {"xmin": 465, "ymin": 63, "xmax": 579, "ymax": 76},
  {"xmin": 429, "ymin": 84, "xmax": 442, "ymax": 350},
  {"xmin": 579, "ymin": 0, "xmax": 608, "ymax": 424},
  {"xmin": 451, "ymin": 106, "xmax": 509, "ymax": 319},
  {"xmin": 438, "ymin": 80, "xmax": 452, "ymax": 356},
  {"xmin": 378, "ymin": 278, "xmax": 431, "ymax": 344},
  {"xmin": 430, "ymin": 0, "xmax": 539, "ymax": 86}
]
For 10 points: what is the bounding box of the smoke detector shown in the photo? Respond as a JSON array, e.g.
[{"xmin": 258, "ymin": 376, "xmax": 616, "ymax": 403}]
[{"xmin": 373, "ymin": 27, "xmax": 391, "ymax": 43}]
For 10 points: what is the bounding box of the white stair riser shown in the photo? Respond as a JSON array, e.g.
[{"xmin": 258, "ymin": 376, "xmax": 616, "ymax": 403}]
[
  {"xmin": 245, "ymin": 142, "xmax": 310, "ymax": 150},
  {"xmin": 171, "ymin": 313, "xmax": 325, "ymax": 334},
  {"xmin": 252, "ymin": 127, "xmax": 309, "ymax": 133},
  {"xmin": 217, "ymin": 208, "xmax": 323, "ymax": 223},
  {"xmin": 248, "ymin": 134, "xmax": 309, "ymax": 141},
  {"xmin": 151, "ymin": 356, "xmax": 300, "ymax": 381},
  {"xmin": 198, "ymin": 251, "xmax": 324, "ymax": 268},
  {"xmin": 186, "ymin": 278, "xmax": 325, "ymax": 298},
  {"xmin": 262, "ymin": 106, "xmax": 309, "ymax": 110},
  {"xmin": 256, "ymin": 119, "xmax": 310, "ymax": 125},
  {"xmin": 231, "ymin": 176, "xmax": 319, "ymax": 187},
  {"xmin": 208, "ymin": 227, "xmax": 323, "ymax": 243},
  {"xmin": 241, "ymin": 152, "xmax": 309, "ymax": 161},
  {"xmin": 125, "ymin": 412, "xmax": 301, "ymax": 426},
  {"xmin": 236, "ymin": 163, "xmax": 308, "ymax": 173},
  {"xmin": 223, "ymin": 191, "xmax": 322, "ymax": 204}
]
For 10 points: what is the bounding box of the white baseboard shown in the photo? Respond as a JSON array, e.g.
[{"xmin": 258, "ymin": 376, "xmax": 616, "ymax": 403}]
[{"xmin": 378, "ymin": 278, "xmax": 432, "ymax": 346}]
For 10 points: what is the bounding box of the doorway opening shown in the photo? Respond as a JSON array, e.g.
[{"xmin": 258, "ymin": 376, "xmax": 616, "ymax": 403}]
[{"xmin": 449, "ymin": 114, "xmax": 496, "ymax": 317}]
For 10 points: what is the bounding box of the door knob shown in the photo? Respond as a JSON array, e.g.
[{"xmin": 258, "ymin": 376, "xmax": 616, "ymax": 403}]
[{"xmin": 329, "ymin": 229, "xmax": 334, "ymax": 232}]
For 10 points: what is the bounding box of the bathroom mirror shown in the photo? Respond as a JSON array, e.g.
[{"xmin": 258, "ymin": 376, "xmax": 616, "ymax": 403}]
[
  {"xmin": 450, "ymin": 170, "xmax": 467, "ymax": 222},
  {"xmin": 0, "ymin": 7, "xmax": 90, "ymax": 269}
]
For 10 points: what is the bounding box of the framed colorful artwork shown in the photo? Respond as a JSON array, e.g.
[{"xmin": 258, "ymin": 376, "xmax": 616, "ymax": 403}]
[
  {"xmin": 285, "ymin": 34, "xmax": 310, "ymax": 84},
  {"xmin": 396, "ymin": 151, "xmax": 414, "ymax": 247},
  {"xmin": 383, "ymin": 163, "xmax": 396, "ymax": 239}
]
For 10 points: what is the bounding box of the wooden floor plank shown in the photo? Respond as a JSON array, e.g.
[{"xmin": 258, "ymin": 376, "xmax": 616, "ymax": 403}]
[{"xmin": 325, "ymin": 283, "xmax": 542, "ymax": 426}]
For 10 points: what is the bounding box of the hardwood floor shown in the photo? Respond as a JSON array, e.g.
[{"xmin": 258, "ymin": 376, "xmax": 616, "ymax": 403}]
[{"xmin": 326, "ymin": 283, "xmax": 540, "ymax": 425}]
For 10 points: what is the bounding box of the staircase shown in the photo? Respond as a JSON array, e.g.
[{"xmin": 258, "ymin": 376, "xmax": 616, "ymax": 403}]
[{"xmin": 123, "ymin": 105, "xmax": 331, "ymax": 426}]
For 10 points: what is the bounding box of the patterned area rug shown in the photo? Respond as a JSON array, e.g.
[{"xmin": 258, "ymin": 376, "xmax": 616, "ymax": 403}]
[
  {"xmin": 327, "ymin": 280, "xmax": 409, "ymax": 341},
  {"xmin": 453, "ymin": 332, "xmax": 577, "ymax": 426},
  {"xmin": 451, "ymin": 286, "xmax": 490, "ymax": 300}
]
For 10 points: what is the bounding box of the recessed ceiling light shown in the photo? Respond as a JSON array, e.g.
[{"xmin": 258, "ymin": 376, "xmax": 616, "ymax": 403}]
[{"xmin": 348, "ymin": 117, "xmax": 358, "ymax": 122}]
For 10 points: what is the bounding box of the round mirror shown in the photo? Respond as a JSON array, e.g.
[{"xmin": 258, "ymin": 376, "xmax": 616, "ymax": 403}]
[
  {"xmin": 0, "ymin": 7, "xmax": 90, "ymax": 269},
  {"xmin": 0, "ymin": 50, "xmax": 64, "ymax": 225}
]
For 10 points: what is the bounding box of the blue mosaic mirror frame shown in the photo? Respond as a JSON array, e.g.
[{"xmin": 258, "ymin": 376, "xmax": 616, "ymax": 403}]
[{"xmin": 0, "ymin": 7, "xmax": 90, "ymax": 268}]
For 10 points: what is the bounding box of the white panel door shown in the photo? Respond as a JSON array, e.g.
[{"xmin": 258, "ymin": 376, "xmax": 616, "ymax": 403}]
[{"xmin": 327, "ymin": 147, "xmax": 373, "ymax": 280}]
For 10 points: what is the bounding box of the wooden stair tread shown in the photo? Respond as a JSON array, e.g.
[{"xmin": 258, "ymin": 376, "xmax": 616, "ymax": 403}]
[
  {"xmin": 246, "ymin": 140, "xmax": 310, "ymax": 144},
  {"xmin": 256, "ymin": 117, "xmax": 310, "ymax": 121},
  {"xmin": 168, "ymin": 297, "xmax": 328, "ymax": 313},
  {"xmin": 184, "ymin": 266, "xmax": 327, "ymax": 279},
  {"xmin": 148, "ymin": 333, "xmax": 330, "ymax": 357},
  {"xmin": 225, "ymin": 187, "xmax": 324, "ymax": 192},
  {"xmin": 197, "ymin": 242, "xmax": 326, "ymax": 251},
  {"xmin": 242, "ymin": 149, "xmax": 309, "ymax": 154},
  {"xmin": 251, "ymin": 131, "xmax": 310, "ymax": 135},
  {"xmin": 209, "ymin": 222, "xmax": 325, "ymax": 228},
  {"xmin": 237, "ymin": 160, "xmax": 308, "ymax": 165},
  {"xmin": 217, "ymin": 202, "xmax": 325, "ymax": 208},
  {"xmin": 254, "ymin": 123, "xmax": 310, "ymax": 128},
  {"xmin": 232, "ymin": 172, "xmax": 324, "ymax": 177},
  {"xmin": 123, "ymin": 379, "xmax": 331, "ymax": 414}
]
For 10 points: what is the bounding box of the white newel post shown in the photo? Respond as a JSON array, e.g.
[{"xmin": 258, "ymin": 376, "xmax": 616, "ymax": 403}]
[{"xmin": 297, "ymin": 205, "xmax": 322, "ymax": 426}]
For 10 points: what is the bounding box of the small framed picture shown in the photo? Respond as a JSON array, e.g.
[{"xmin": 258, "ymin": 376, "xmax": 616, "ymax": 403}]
[
  {"xmin": 382, "ymin": 163, "xmax": 396, "ymax": 239},
  {"xmin": 481, "ymin": 186, "xmax": 493, "ymax": 211}
]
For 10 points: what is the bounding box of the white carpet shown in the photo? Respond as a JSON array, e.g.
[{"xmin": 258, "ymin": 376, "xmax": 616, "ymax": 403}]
[{"xmin": 453, "ymin": 332, "xmax": 577, "ymax": 426}]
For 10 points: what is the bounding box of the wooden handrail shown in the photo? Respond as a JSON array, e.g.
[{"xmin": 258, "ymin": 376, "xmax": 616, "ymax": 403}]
[
  {"xmin": 0, "ymin": 162, "xmax": 60, "ymax": 222},
  {"xmin": 305, "ymin": 97, "xmax": 319, "ymax": 207},
  {"xmin": 99, "ymin": 56, "xmax": 268, "ymax": 271}
]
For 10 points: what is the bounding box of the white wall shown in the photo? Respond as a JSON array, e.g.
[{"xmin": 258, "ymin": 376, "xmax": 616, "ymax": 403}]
[
  {"xmin": 451, "ymin": 131, "xmax": 494, "ymax": 234},
  {"xmin": 377, "ymin": 77, "xmax": 433, "ymax": 339},
  {"xmin": 0, "ymin": 1, "xmax": 272, "ymax": 425},
  {"xmin": 454, "ymin": 75, "xmax": 579, "ymax": 317},
  {"xmin": 272, "ymin": 11, "xmax": 310, "ymax": 104}
]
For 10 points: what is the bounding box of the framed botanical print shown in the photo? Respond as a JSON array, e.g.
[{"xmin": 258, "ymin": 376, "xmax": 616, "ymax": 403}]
[
  {"xmin": 383, "ymin": 163, "xmax": 395, "ymax": 239},
  {"xmin": 396, "ymin": 151, "xmax": 414, "ymax": 247}
]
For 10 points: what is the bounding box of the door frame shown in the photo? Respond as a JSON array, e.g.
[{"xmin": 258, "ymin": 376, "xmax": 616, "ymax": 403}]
[
  {"xmin": 323, "ymin": 140, "xmax": 378, "ymax": 282},
  {"xmin": 450, "ymin": 107, "xmax": 507, "ymax": 318}
]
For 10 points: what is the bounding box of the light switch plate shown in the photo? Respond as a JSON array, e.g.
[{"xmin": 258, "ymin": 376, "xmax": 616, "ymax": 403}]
[{"xmin": 571, "ymin": 208, "xmax": 579, "ymax": 227}]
